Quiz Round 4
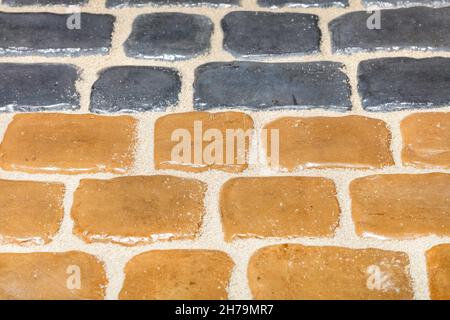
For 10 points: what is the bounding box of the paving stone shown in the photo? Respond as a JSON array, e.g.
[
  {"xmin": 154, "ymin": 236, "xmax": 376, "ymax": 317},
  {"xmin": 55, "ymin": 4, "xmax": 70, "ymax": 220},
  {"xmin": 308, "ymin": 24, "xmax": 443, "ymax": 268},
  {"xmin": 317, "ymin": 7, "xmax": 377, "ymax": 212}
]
[
  {"xmin": 0, "ymin": 251, "xmax": 107, "ymax": 299},
  {"xmin": 0, "ymin": 13, "xmax": 114, "ymax": 56},
  {"xmin": 427, "ymin": 244, "xmax": 450, "ymax": 300},
  {"xmin": 90, "ymin": 66, "xmax": 181, "ymax": 113},
  {"xmin": 401, "ymin": 113, "xmax": 450, "ymax": 169},
  {"xmin": 351, "ymin": 173, "xmax": 450, "ymax": 239},
  {"xmin": 3, "ymin": 0, "xmax": 87, "ymax": 5},
  {"xmin": 194, "ymin": 61, "xmax": 351, "ymax": 111},
  {"xmin": 0, "ymin": 64, "xmax": 79, "ymax": 112},
  {"xmin": 330, "ymin": 7, "xmax": 450, "ymax": 54},
  {"xmin": 0, "ymin": 114, "xmax": 137, "ymax": 175},
  {"xmin": 248, "ymin": 244, "xmax": 413, "ymax": 299},
  {"xmin": 220, "ymin": 177, "xmax": 340, "ymax": 241},
  {"xmin": 264, "ymin": 116, "xmax": 394, "ymax": 171},
  {"xmin": 120, "ymin": 250, "xmax": 234, "ymax": 299},
  {"xmin": 125, "ymin": 13, "xmax": 213, "ymax": 60},
  {"xmin": 358, "ymin": 57, "xmax": 450, "ymax": 111},
  {"xmin": 72, "ymin": 175, "xmax": 206, "ymax": 245},
  {"xmin": 0, "ymin": 180, "xmax": 64, "ymax": 246},
  {"xmin": 258, "ymin": 0, "xmax": 348, "ymax": 7},
  {"xmin": 362, "ymin": 0, "xmax": 450, "ymax": 7},
  {"xmin": 154, "ymin": 112, "xmax": 254, "ymax": 173},
  {"xmin": 222, "ymin": 11, "xmax": 320, "ymax": 57},
  {"xmin": 107, "ymin": 0, "xmax": 238, "ymax": 7}
]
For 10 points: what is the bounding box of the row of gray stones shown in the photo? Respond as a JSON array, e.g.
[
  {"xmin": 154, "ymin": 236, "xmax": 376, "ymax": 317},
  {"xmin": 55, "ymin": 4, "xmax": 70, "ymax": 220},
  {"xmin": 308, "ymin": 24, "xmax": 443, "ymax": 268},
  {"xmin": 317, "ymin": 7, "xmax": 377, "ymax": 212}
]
[
  {"xmin": 3, "ymin": 0, "xmax": 450, "ymax": 8},
  {"xmin": 2, "ymin": 58, "xmax": 450, "ymax": 113},
  {"xmin": 0, "ymin": 8, "xmax": 450, "ymax": 58}
]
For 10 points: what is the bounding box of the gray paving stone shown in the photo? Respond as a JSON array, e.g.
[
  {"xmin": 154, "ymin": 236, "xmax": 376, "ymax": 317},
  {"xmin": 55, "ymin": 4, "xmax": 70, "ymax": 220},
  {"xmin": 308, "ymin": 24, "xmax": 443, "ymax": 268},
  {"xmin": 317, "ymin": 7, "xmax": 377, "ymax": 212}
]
[
  {"xmin": 106, "ymin": 0, "xmax": 238, "ymax": 7},
  {"xmin": 90, "ymin": 66, "xmax": 181, "ymax": 114},
  {"xmin": 194, "ymin": 61, "xmax": 351, "ymax": 111},
  {"xmin": 3, "ymin": 0, "xmax": 87, "ymax": 5},
  {"xmin": 3, "ymin": 0, "xmax": 87, "ymax": 6},
  {"xmin": 330, "ymin": 7, "xmax": 450, "ymax": 54},
  {"xmin": 362, "ymin": 0, "xmax": 450, "ymax": 8},
  {"xmin": 0, "ymin": 64, "xmax": 79, "ymax": 112},
  {"xmin": 222, "ymin": 11, "xmax": 320, "ymax": 57},
  {"xmin": 258, "ymin": 0, "xmax": 348, "ymax": 7},
  {"xmin": 124, "ymin": 13, "xmax": 213, "ymax": 60},
  {"xmin": 358, "ymin": 57, "xmax": 450, "ymax": 111},
  {"xmin": 0, "ymin": 13, "xmax": 114, "ymax": 56}
]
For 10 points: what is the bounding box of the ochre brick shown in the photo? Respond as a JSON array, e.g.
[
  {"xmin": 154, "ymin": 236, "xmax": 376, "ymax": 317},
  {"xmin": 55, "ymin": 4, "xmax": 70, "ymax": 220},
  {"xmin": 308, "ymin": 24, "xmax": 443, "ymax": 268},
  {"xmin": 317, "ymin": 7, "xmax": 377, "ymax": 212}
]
[
  {"xmin": 120, "ymin": 250, "xmax": 234, "ymax": 300},
  {"xmin": 154, "ymin": 112, "xmax": 253, "ymax": 173},
  {"xmin": 0, "ymin": 180, "xmax": 64, "ymax": 245},
  {"xmin": 264, "ymin": 116, "xmax": 393, "ymax": 171},
  {"xmin": 427, "ymin": 244, "xmax": 450, "ymax": 300},
  {"xmin": 0, "ymin": 113, "xmax": 137, "ymax": 174},
  {"xmin": 401, "ymin": 113, "xmax": 450, "ymax": 168},
  {"xmin": 248, "ymin": 244, "xmax": 413, "ymax": 300},
  {"xmin": 220, "ymin": 177, "xmax": 340, "ymax": 241},
  {"xmin": 72, "ymin": 175, "xmax": 206, "ymax": 245},
  {"xmin": 0, "ymin": 251, "xmax": 107, "ymax": 300},
  {"xmin": 351, "ymin": 173, "xmax": 450, "ymax": 239}
]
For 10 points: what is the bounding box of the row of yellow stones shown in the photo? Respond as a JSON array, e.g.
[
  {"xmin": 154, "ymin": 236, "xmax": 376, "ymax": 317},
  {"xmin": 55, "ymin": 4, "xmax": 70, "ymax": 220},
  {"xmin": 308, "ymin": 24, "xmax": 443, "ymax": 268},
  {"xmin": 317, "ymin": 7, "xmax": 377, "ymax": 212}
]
[
  {"xmin": 0, "ymin": 244, "xmax": 449, "ymax": 299},
  {"xmin": 0, "ymin": 112, "xmax": 449, "ymax": 174},
  {"xmin": 2, "ymin": 172, "xmax": 450, "ymax": 244}
]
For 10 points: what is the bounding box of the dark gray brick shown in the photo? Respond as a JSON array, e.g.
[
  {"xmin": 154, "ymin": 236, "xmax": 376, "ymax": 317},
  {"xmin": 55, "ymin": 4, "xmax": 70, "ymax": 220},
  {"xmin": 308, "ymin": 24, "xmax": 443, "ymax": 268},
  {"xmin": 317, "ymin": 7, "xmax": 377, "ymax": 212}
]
[
  {"xmin": 222, "ymin": 11, "xmax": 320, "ymax": 58},
  {"xmin": 194, "ymin": 61, "xmax": 351, "ymax": 111},
  {"xmin": 125, "ymin": 13, "xmax": 213, "ymax": 60},
  {"xmin": 0, "ymin": 13, "xmax": 114, "ymax": 56},
  {"xmin": 107, "ymin": 0, "xmax": 238, "ymax": 7},
  {"xmin": 0, "ymin": 64, "xmax": 79, "ymax": 112},
  {"xmin": 362, "ymin": 0, "xmax": 450, "ymax": 8},
  {"xmin": 258, "ymin": 0, "xmax": 348, "ymax": 7},
  {"xmin": 90, "ymin": 66, "xmax": 181, "ymax": 114},
  {"xmin": 330, "ymin": 7, "xmax": 450, "ymax": 54},
  {"xmin": 3, "ymin": 0, "xmax": 87, "ymax": 5},
  {"xmin": 358, "ymin": 57, "xmax": 450, "ymax": 112}
]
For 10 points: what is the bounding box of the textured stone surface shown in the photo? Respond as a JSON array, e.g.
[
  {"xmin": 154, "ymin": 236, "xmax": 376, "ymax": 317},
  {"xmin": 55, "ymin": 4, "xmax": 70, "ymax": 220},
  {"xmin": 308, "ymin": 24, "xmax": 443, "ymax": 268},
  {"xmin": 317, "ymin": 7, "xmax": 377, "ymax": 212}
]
[
  {"xmin": 258, "ymin": 0, "xmax": 348, "ymax": 7},
  {"xmin": 0, "ymin": 13, "xmax": 114, "ymax": 56},
  {"xmin": 107, "ymin": 0, "xmax": 238, "ymax": 7},
  {"xmin": 0, "ymin": 180, "xmax": 64, "ymax": 246},
  {"xmin": 0, "ymin": 251, "xmax": 107, "ymax": 300},
  {"xmin": 358, "ymin": 58, "xmax": 450, "ymax": 112},
  {"xmin": 120, "ymin": 250, "xmax": 234, "ymax": 299},
  {"xmin": 0, "ymin": 64, "xmax": 79, "ymax": 112},
  {"xmin": 72, "ymin": 176, "xmax": 206, "ymax": 245},
  {"xmin": 0, "ymin": 114, "xmax": 137, "ymax": 175},
  {"xmin": 248, "ymin": 244, "xmax": 413, "ymax": 300},
  {"xmin": 222, "ymin": 11, "xmax": 320, "ymax": 57},
  {"xmin": 194, "ymin": 61, "xmax": 351, "ymax": 111},
  {"xmin": 3, "ymin": 0, "xmax": 87, "ymax": 5},
  {"xmin": 362, "ymin": 0, "xmax": 450, "ymax": 7},
  {"xmin": 330, "ymin": 7, "xmax": 450, "ymax": 54},
  {"xmin": 90, "ymin": 66, "xmax": 181, "ymax": 113},
  {"xmin": 4, "ymin": 0, "xmax": 87, "ymax": 5},
  {"xmin": 125, "ymin": 13, "xmax": 213, "ymax": 60},
  {"xmin": 154, "ymin": 112, "xmax": 253, "ymax": 173},
  {"xmin": 427, "ymin": 244, "xmax": 450, "ymax": 300},
  {"xmin": 401, "ymin": 113, "xmax": 450, "ymax": 169},
  {"xmin": 351, "ymin": 173, "xmax": 450, "ymax": 239},
  {"xmin": 264, "ymin": 116, "xmax": 394, "ymax": 171},
  {"xmin": 220, "ymin": 177, "xmax": 340, "ymax": 241}
]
